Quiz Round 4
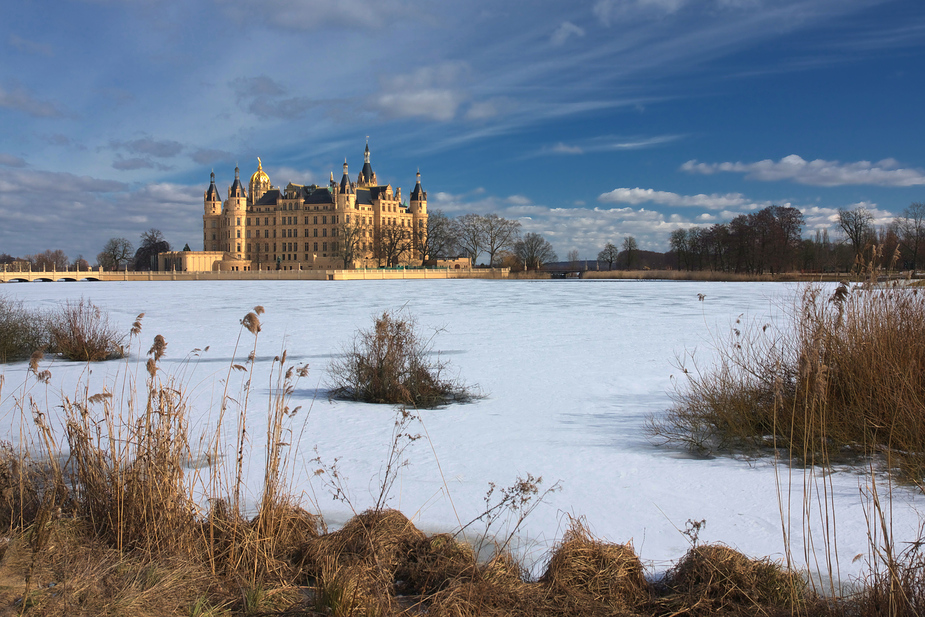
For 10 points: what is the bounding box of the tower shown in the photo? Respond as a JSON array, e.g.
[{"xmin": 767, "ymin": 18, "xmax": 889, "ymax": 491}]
[
  {"xmin": 248, "ymin": 157, "xmax": 270, "ymax": 205},
  {"xmin": 203, "ymin": 171, "xmax": 222, "ymax": 251}
]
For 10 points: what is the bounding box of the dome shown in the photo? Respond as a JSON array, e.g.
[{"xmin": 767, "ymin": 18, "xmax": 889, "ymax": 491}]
[{"xmin": 250, "ymin": 157, "xmax": 270, "ymax": 187}]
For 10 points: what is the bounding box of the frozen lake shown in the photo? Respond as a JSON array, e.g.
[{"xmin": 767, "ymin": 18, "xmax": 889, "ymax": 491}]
[{"xmin": 1, "ymin": 279, "xmax": 921, "ymax": 584}]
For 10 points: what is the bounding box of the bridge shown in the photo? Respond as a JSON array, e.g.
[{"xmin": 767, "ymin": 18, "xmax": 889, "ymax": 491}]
[{"xmin": 0, "ymin": 267, "xmax": 509, "ymax": 283}]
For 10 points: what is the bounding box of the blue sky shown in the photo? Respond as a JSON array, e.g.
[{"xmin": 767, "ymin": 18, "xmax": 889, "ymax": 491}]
[{"xmin": 1, "ymin": 0, "xmax": 923, "ymax": 261}]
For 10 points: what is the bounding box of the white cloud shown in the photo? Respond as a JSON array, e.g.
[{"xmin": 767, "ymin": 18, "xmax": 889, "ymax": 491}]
[
  {"xmin": 373, "ymin": 63, "xmax": 470, "ymax": 122},
  {"xmin": 598, "ymin": 187, "xmax": 751, "ymax": 210},
  {"xmin": 551, "ymin": 21, "xmax": 585, "ymax": 46},
  {"xmin": 536, "ymin": 134, "xmax": 683, "ymax": 157},
  {"xmin": 681, "ymin": 155, "xmax": 925, "ymax": 187}
]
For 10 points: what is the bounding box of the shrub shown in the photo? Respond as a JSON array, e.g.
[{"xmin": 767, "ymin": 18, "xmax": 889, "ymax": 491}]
[
  {"xmin": 649, "ymin": 282, "xmax": 925, "ymax": 481},
  {"xmin": 0, "ymin": 294, "xmax": 48, "ymax": 362},
  {"xmin": 328, "ymin": 309, "xmax": 478, "ymax": 407},
  {"xmin": 47, "ymin": 297, "xmax": 125, "ymax": 361}
]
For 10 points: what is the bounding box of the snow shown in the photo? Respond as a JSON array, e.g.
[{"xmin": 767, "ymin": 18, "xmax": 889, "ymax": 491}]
[{"xmin": 1, "ymin": 279, "xmax": 921, "ymax": 585}]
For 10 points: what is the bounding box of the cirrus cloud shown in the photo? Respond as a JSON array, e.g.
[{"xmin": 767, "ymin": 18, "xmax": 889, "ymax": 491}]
[{"xmin": 681, "ymin": 155, "xmax": 925, "ymax": 187}]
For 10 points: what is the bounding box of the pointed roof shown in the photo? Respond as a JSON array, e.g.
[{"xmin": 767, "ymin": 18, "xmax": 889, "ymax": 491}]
[
  {"xmin": 230, "ymin": 165, "xmax": 246, "ymax": 198},
  {"xmin": 340, "ymin": 159, "xmax": 354, "ymax": 194},
  {"xmin": 360, "ymin": 141, "xmax": 374, "ymax": 185},
  {"xmin": 410, "ymin": 170, "xmax": 425, "ymax": 201},
  {"xmin": 206, "ymin": 171, "xmax": 221, "ymax": 201}
]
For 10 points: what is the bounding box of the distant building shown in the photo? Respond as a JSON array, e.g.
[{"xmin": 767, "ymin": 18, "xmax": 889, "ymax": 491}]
[{"xmin": 162, "ymin": 142, "xmax": 428, "ymax": 272}]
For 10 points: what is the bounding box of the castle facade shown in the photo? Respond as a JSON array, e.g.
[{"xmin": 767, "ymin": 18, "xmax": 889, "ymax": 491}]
[{"xmin": 197, "ymin": 143, "xmax": 427, "ymax": 271}]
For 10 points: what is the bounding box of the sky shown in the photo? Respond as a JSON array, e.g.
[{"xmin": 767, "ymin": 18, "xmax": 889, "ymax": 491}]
[{"xmin": 1, "ymin": 0, "xmax": 924, "ymax": 262}]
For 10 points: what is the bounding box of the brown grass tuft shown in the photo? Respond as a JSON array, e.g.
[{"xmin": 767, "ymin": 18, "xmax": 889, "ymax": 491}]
[
  {"xmin": 47, "ymin": 298, "xmax": 124, "ymax": 361},
  {"xmin": 328, "ymin": 309, "xmax": 479, "ymax": 407},
  {"xmin": 660, "ymin": 543, "xmax": 805, "ymax": 615},
  {"xmin": 542, "ymin": 518, "xmax": 649, "ymax": 611}
]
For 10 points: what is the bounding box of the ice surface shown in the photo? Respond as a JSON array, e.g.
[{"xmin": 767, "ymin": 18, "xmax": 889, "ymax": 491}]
[{"xmin": 1, "ymin": 279, "xmax": 921, "ymax": 583}]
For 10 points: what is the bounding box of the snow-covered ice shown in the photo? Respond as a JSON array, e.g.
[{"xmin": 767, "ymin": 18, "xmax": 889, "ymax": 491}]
[{"xmin": 1, "ymin": 279, "xmax": 921, "ymax": 584}]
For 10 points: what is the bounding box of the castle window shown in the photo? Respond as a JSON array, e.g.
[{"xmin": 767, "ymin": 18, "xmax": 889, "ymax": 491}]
[
  {"xmin": 322, "ymin": 229, "xmax": 327, "ymax": 237},
  {"xmin": 237, "ymin": 218, "xmax": 241, "ymax": 225},
  {"xmin": 323, "ymin": 242, "xmax": 328, "ymax": 252},
  {"xmin": 246, "ymin": 218, "xmax": 250, "ymax": 225},
  {"xmin": 236, "ymin": 230, "xmax": 241, "ymax": 238},
  {"xmin": 332, "ymin": 228, "xmax": 337, "ymax": 237},
  {"xmin": 346, "ymin": 215, "xmax": 350, "ymax": 223},
  {"xmin": 322, "ymin": 216, "xmax": 327, "ymax": 224},
  {"xmin": 273, "ymin": 230, "xmax": 276, "ymax": 238},
  {"xmin": 313, "ymin": 229, "xmax": 318, "ymax": 237},
  {"xmin": 332, "ymin": 242, "xmax": 338, "ymax": 251},
  {"xmin": 211, "ymin": 221, "xmax": 216, "ymax": 228},
  {"xmin": 313, "ymin": 242, "xmax": 318, "ymax": 251},
  {"xmin": 304, "ymin": 216, "xmax": 309, "ymax": 224},
  {"xmin": 264, "ymin": 230, "xmax": 268, "ymax": 238},
  {"xmin": 313, "ymin": 216, "xmax": 318, "ymax": 224},
  {"xmin": 264, "ymin": 217, "xmax": 268, "ymax": 225},
  {"xmin": 304, "ymin": 243, "xmax": 309, "ymax": 251},
  {"xmin": 265, "ymin": 243, "xmax": 269, "ymax": 251},
  {"xmin": 246, "ymin": 230, "xmax": 251, "ymax": 238},
  {"xmin": 212, "ymin": 234, "xmax": 216, "ymax": 240},
  {"xmin": 237, "ymin": 244, "xmax": 241, "ymax": 252}
]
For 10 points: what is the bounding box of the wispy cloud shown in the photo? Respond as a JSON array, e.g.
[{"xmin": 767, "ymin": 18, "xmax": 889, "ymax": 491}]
[
  {"xmin": 216, "ymin": 0, "xmax": 425, "ymax": 30},
  {"xmin": 551, "ymin": 21, "xmax": 585, "ymax": 46},
  {"xmin": 682, "ymin": 155, "xmax": 925, "ymax": 187},
  {"xmin": 536, "ymin": 134, "xmax": 683, "ymax": 157},
  {"xmin": 372, "ymin": 63, "xmax": 470, "ymax": 122},
  {"xmin": 0, "ymin": 154, "xmax": 27, "ymax": 168},
  {"xmin": 231, "ymin": 75, "xmax": 317, "ymax": 120},
  {"xmin": 0, "ymin": 82, "xmax": 63, "ymax": 118},
  {"xmin": 112, "ymin": 137, "xmax": 184, "ymax": 158},
  {"xmin": 8, "ymin": 34, "xmax": 53, "ymax": 57}
]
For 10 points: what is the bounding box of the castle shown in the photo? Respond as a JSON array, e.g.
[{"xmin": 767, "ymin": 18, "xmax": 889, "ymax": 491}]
[{"xmin": 166, "ymin": 143, "xmax": 428, "ymax": 272}]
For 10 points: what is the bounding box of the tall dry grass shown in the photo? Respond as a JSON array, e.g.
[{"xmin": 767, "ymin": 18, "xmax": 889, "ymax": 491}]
[
  {"xmin": 0, "ymin": 294, "xmax": 48, "ymax": 363},
  {"xmin": 649, "ymin": 282, "xmax": 925, "ymax": 480},
  {"xmin": 328, "ymin": 309, "xmax": 479, "ymax": 407}
]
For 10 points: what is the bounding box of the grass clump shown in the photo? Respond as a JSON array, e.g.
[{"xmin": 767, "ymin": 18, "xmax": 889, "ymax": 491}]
[
  {"xmin": 0, "ymin": 295, "xmax": 48, "ymax": 363},
  {"xmin": 541, "ymin": 518, "xmax": 649, "ymax": 612},
  {"xmin": 328, "ymin": 309, "xmax": 478, "ymax": 407},
  {"xmin": 649, "ymin": 282, "xmax": 925, "ymax": 482},
  {"xmin": 47, "ymin": 298, "xmax": 124, "ymax": 361},
  {"xmin": 658, "ymin": 543, "xmax": 805, "ymax": 616}
]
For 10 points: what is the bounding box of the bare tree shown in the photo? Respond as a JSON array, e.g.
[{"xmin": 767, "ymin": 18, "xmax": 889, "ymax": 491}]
[
  {"xmin": 455, "ymin": 213, "xmax": 487, "ymax": 265},
  {"xmin": 133, "ymin": 228, "xmax": 170, "ymax": 270},
  {"xmin": 567, "ymin": 249, "xmax": 580, "ymax": 268},
  {"xmin": 622, "ymin": 236, "xmax": 638, "ymax": 269},
  {"xmin": 838, "ymin": 206, "xmax": 874, "ymax": 269},
  {"xmin": 336, "ymin": 215, "xmax": 369, "ymax": 268},
  {"xmin": 597, "ymin": 242, "xmax": 619, "ymax": 270},
  {"xmin": 72, "ymin": 255, "xmax": 90, "ymax": 271},
  {"xmin": 32, "ymin": 249, "xmax": 69, "ymax": 271},
  {"xmin": 482, "ymin": 214, "xmax": 521, "ymax": 267},
  {"xmin": 895, "ymin": 202, "xmax": 925, "ymax": 271},
  {"xmin": 414, "ymin": 209, "xmax": 457, "ymax": 265},
  {"xmin": 97, "ymin": 237, "xmax": 134, "ymax": 271},
  {"xmin": 374, "ymin": 223, "xmax": 411, "ymax": 267},
  {"xmin": 514, "ymin": 232, "xmax": 557, "ymax": 270}
]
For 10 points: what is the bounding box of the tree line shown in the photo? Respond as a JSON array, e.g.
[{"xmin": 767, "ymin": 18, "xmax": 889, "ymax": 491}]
[
  {"xmin": 336, "ymin": 210, "xmax": 557, "ymax": 270},
  {"xmin": 661, "ymin": 203, "xmax": 924, "ymax": 274},
  {"xmin": 1, "ymin": 229, "xmax": 177, "ymax": 272}
]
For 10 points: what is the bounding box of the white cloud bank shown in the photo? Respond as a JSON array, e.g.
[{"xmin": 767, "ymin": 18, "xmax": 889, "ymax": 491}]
[
  {"xmin": 682, "ymin": 155, "xmax": 925, "ymax": 187},
  {"xmin": 598, "ymin": 187, "xmax": 751, "ymax": 210}
]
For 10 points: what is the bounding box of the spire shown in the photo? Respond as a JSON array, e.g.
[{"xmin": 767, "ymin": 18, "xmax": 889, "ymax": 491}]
[
  {"xmin": 340, "ymin": 159, "xmax": 353, "ymax": 194},
  {"xmin": 360, "ymin": 140, "xmax": 374, "ymax": 185},
  {"xmin": 411, "ymin": 169, "xmax": 425, "ymax": 201},
  {"xmin": 206, "ymin": 170, "xmax": 221, "ymax": 201},
  {"xmin": 230, "ymin": 164, "xmax": 245, "ymax": 198}
]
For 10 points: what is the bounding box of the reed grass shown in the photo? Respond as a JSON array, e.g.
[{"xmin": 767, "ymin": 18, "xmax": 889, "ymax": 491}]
[
  {"xmin": 1, "ymin": 300, "xmax": 924, "ymax": 615},
  {"xmin": 328, "ymin": 309, "xmax": 479, "ymax": 408}
]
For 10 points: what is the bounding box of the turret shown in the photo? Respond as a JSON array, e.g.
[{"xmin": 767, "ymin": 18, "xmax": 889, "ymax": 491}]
[
  {"xmin": 340, "ymin": 160, "xmax": 354, "ymax": 195},
  {"xmin": 409, "ymin": 170, "xmax": 426, "ymax": 214},
  {"xmin": 204, "ymin": 171, "xmax": 221, "ymax": 216},
  {"xmin": 358, "ymin": 140, "xmax": 377, "ymax": 186}
]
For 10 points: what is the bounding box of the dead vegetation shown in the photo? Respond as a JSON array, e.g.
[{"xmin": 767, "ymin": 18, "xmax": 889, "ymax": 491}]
[
  {"xmin": 0, "ymin": 303, "xmax": 924, "ymax": 616},
  {"xmin": 328, "ymin": 309, "xmax": 479, "ymax": 408},
  {"xmin": 0, "ymin": 295, "xmax": 123, "ymax": 363}
]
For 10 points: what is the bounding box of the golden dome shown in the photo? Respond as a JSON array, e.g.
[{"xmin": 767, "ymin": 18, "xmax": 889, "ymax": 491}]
[{"xmin": 249, "ymin": 156, "xmax": 270, "ymax": 186}]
